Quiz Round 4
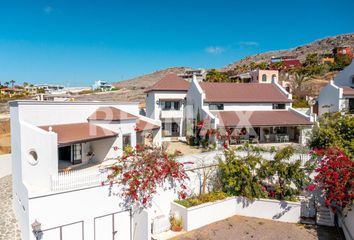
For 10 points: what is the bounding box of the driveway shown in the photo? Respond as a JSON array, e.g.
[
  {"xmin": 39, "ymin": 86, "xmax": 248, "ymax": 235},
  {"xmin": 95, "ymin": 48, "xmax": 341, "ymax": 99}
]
[{"xmin": 171, "ymin": 215, "xmax": 342, "ymax": 240}]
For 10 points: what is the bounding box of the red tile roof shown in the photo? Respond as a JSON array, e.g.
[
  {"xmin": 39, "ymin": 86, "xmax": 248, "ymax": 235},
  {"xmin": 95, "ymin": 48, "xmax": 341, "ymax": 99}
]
[
  {"xmin": 200, "ymin": 83, "xmax": 291, "ymax": 103},
  {"xmin": 144, "ymin": 74, "xmax": 190, "ymax": 92},
  {"xmin": 39, "ymin": 123, "xmax": 118, "ymax": 146},
  {"xmin": 211, "ymin": 110, "xmax": 312, "ymax": 127},
  {"xmin": 135, "ymin": 119, "xmax": 160, "ymax": 132},
  {"xmin": 88, "ymin": 107, "xmax": 138, "ymax": 121},
  {"xmin": 283, "ymin": 59, "xmax": 301, "ymax": 68},
  {"xmin": 342, "ymin": 86, "xmax": 354, "ymax": 96}
]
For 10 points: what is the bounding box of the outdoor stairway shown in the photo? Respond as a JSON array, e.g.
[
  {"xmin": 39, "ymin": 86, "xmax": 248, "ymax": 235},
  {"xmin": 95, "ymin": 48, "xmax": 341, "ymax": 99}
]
[{"xmin": 316, "ymin": 206, "xmax": 334, "ymax": 227}]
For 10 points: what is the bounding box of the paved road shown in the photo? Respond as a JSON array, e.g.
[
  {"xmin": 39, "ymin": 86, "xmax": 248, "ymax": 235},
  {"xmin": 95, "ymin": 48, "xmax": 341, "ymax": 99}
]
[{"xmin": 0, "ymin": 175, "xmax": 21, "ymax": 239}]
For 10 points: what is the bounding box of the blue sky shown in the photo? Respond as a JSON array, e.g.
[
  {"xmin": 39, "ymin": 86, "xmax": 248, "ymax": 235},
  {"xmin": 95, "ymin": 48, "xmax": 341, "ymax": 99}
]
[{"xmin": 0, "ymin": 0, "xmax": 354, "ymax": 86}]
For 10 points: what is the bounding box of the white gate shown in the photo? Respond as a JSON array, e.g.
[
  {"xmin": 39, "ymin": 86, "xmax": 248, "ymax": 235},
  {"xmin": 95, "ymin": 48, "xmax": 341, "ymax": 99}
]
[
  {"xmin": 94, "ymin": 209, "xmax": 131, "ymax": 240},
  {"xmin": 42, "ymin": 221, "xmax": 84, "ymax": 240}
]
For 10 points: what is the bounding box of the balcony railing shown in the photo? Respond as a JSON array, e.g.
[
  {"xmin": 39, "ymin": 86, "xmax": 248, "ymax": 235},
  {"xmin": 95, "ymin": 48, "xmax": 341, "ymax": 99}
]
[
  {"xmin": 160, "ymin": 110, "xmax": 183, "ymax": 119},
  {"xmin": 51, "ymin": 167, "xmax": 110, "ymax": 192}
]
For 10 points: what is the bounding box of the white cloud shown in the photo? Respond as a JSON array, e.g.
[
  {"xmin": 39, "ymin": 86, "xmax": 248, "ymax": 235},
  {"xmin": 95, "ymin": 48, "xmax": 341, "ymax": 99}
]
[
  {"xmin": 205, "ymin": 46, "xmax": 225, "ymax": 54},
  {"xmin": 238, "ymin": 41, "xmax": 259, "ymax": 47},
  {"xmin": 43, "ymin": 6, "xmax": 54, "ymax": 14}
]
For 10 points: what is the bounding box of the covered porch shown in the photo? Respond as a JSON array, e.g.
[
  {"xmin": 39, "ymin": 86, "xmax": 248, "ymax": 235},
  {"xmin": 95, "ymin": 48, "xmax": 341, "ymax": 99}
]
[
  {"xmin": 220, "ymin": 126, "xmax": 301, "ymax": 145},
  {"xmin": 211, "ymin": 110, "xmax": 313, "ymax": 145},
  {"xmin": 39, "ymin": 122, "xmax": 119, "ymax": 171}
]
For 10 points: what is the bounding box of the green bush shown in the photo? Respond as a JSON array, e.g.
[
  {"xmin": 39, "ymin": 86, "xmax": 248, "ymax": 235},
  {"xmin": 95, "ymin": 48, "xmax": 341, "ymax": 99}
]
[
  {"xmin": 309, "ymin": 112, "xmax": 354, "ymax": 158},
  {"xmin": 175, "ymin": 191, "xmax": 229, "ymax": 208},
  {"xmin": 292, "ymin": 98, "xmax": 309, "ymax": 108}
]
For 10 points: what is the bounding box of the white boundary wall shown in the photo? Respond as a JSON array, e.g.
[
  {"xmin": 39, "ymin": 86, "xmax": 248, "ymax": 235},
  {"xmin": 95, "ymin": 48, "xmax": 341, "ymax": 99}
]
[
  {"xmin": 0, "ymin": 154, "xmax": 11, "ymax": 177},
  {"xmin": 171, "ymin": 197, "xmax": 301, "ymax": 231},
  {"xmin": 340, "ymin": 209, "xmax": 354, "ymax": 240}
]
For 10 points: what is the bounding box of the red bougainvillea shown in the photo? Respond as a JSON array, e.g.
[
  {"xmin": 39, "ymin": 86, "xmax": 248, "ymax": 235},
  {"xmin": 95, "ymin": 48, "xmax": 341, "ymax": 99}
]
[
  {"xmin": 103, "ymin": 145, "xmax": 191, "ymax": 209},
  {"xmin": 312, "ymin": 148, "xmax": 354, "ymax": 212}
]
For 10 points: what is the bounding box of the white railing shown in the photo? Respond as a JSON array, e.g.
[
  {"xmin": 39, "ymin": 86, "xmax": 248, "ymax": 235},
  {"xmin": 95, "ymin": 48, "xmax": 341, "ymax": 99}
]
[
  {"xmin": 178, "ymin": 151, "xmax": 312, "ymax": 168},
  {"xmin": 51, "ymin": 168, "xmax": 109, "ymax": 192}
]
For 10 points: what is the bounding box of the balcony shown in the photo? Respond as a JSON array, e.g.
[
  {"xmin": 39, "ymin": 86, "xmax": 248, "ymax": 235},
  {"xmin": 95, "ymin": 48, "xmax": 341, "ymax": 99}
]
[{"xmin": 160, "ymin": 109, "xmax": 183, "ymax": 119}]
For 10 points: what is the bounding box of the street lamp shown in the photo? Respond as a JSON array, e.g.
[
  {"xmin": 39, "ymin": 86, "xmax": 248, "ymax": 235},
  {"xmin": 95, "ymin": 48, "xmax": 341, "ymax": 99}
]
[{"xmin": 31, "ymin": 220, "xmax": 43, "ymax": 240}]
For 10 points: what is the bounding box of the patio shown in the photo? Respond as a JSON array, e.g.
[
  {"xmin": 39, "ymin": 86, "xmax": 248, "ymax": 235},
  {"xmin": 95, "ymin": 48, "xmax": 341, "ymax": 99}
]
[{"xmin": 170, "ymin": 215, "xmax": 343, "ymax": 240}]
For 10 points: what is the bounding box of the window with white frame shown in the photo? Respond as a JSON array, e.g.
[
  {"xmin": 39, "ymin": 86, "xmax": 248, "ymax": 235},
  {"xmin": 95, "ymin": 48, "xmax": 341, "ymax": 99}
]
[
  {"xmin": 160, "ymin": 101, "xmax": 181, "ymax": 110},
  {"xmin": 209, "ymin": 103, "xmax": 224, "ymax": 110}
]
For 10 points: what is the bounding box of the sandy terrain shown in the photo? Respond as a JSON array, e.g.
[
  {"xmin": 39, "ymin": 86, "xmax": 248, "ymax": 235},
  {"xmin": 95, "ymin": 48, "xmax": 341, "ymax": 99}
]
[
  {"xmin": 172, "ymin": 215, "xmax": 342, "ymax": 240},
  {"xmin": 165, "ymin": 141, "xmax": 203, "ymax": 156},
  {"xmin": 0, "ymin": 119, "xmax": 11, "ymax": 155}
]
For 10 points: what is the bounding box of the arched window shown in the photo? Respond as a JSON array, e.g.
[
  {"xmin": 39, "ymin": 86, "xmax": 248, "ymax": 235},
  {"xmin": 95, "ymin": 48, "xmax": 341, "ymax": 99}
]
[
  {"xmin": 272, "ymin": 74, "xmax": 277, "ymax": 82},
  {"xmin": 262, "ymin": 74, "xmax": 267, "ymax": 82}
]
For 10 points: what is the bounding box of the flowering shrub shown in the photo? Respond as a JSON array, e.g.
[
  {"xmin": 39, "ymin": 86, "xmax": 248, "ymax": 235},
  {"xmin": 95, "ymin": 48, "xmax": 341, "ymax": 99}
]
[
  {"xmin": 312, "ymin": 148, "xmax": 354, "ymax": 212},
  {"xmin": 103, "ymin": 145, "xmax": 191, "ymax": 209}
]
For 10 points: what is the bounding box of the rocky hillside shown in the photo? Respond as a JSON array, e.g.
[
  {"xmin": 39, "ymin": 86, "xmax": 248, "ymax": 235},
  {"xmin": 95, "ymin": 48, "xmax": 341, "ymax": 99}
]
[
  {"xmin": 223, "ymin": 33, "xmax": 354, "ymax": 70},
  {"xmin": 113, "ymin": 67, "xmax": 188, "ymax": 89}
]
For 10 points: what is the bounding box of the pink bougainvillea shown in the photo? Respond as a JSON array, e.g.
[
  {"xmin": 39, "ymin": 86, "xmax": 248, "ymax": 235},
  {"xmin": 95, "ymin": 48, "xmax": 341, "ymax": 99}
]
[
  {"xmin": 311, "ymin": 148, "xmax": 354, "ymax": 212},
  {"xmin": 103, "ymin": 145, "xmax": 191, "ymax": 208}
]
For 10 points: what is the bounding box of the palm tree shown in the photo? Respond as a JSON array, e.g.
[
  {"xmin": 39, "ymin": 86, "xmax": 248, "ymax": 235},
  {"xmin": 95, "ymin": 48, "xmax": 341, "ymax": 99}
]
[
  {"xmin": 10, "ymin": 80, "xmax": 15, "ymax": 89},
  {"xmin": 4, "ymin": 82, "xmax": 9, "ymax": 87}
]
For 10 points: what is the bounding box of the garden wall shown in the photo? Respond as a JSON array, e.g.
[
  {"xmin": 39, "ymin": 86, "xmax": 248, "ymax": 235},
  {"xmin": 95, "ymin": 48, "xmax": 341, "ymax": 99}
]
[
  {"xmin": 171, "ymin": 197, "xmax": 301, "ymax": 231},
  {"xmin": 341, "ymin": 209, "xmax": 354, "ymax": 240}
]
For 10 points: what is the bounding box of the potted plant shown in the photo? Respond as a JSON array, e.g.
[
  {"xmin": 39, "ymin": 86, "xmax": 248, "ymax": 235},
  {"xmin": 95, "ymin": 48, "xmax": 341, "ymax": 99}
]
[{"xmin": 170, "ymin": 214, "xmax": 183, "ymax": 232}]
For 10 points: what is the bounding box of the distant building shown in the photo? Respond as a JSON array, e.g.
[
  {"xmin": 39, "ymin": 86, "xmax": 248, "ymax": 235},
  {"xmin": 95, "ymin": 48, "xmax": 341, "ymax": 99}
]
[
  {"xmin": 335, "ymin": 46, "xmax": 353, "ymax": 58},
  {"xmin": 35, "ymin": 84, "xmax": 65, "ymax": 94},
  {"xmin": 230, "ymin": 70, "xmax": 279, "ymax": 84},
  {"xmin": 178, "ymin": 68, "xmax": 206, "ymax": 82},
  {"xmin": 92, "ymin": 80, "xmax": 113, "ymax": 91},
  {"xmin": 270, "ymin": 56, "xmax": 301, "ymax": 70},
  {"xmin": 270, "ymin": 55, "xmax": 297, "ymax": 63},
  {"xmin": 321, "ymin": 53, "xmax": 335, "ymax": 64}
]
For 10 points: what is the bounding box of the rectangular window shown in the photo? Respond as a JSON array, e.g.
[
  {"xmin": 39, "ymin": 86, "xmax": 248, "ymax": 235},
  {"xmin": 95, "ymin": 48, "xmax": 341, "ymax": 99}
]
[
  {"xmin": 173, "ymin": 101, "xmax": 180, "ymax": 110},
  {"xmin": 161, "ymin": 101, "xmax": 181, "ymax": 110},
  {"xmin": 123, "ymin": 134, "xmax": 131, "ymax": 149},
  {"xmin": 272, "ymin": 104, "xmax": 286, "ymax": 109},
  {"xmin": 209, "ymin": 104, "xmax": 224, "ymax": 110}
]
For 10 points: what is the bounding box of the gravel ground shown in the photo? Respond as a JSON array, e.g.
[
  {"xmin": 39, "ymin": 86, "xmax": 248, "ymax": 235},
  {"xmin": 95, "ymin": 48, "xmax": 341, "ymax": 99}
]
[
  {"xmin": 171, "ymin": 215, "xmax": 342, "ymax": 240},
  {"xmin": 0, "ymin": 175, "xmax": 21, "ymax": 239}
]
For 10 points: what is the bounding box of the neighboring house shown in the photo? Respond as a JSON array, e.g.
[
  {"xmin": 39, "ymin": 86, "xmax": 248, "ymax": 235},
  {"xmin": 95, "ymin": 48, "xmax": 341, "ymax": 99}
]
[
  {"xmin": 317, "ymin": 60, "xmax": 354, "ymax": 116},
  {"xmin": 92, "ymin": 80, "xmax": 113, "ymax": 91},
  {"xmin": 178, "ymin": 68, "xmax": 206, "ymax": 82},
  {"xmin": 321, "ymin": 53, "xmax": 335, "ymax": 64},
  {"xmin": 185, "ymin": 78, "xmax": 314, "ymax": 145},
  {"xmin": 10, "ymin": 101, "xmax": 161, "ymax": 240},
  {"xmin": 230, "ymin": 70, "xmax": 279, "ymax": 84},
  {"xmin": 35, "ymin": 84, "xmax": 65, "ymax": 94},
  {"xmin": 145, "ymin": 74, "xmax": 190, "ymax": 140},
  {"xmin": 146, "ymin": 74, "xmax": 314, "ymax": 144},
  {"xmin": 335, "ymin": 46, "xmax": 353, "ymax": 59}
]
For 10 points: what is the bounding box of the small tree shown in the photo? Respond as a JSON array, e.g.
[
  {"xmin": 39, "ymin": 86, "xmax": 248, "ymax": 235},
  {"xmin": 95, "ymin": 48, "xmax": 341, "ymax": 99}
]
[
  {"xmin": 258, "ymin": 146, "xmax": 315, "ymax": 200},
  {"xmin": 104, "ymin": 145, "xmax": 190, "ymax": 209},
  {"xmin": 309, "ymin": 112, "xmax": 354, "ymax": 158},
  {"xmin": 205, "ymin": 69, "xmax": 229, "ymax": 82},
  {"xmin": 218, "ymin": 149, "xmax": 266, "ymax": 199}
]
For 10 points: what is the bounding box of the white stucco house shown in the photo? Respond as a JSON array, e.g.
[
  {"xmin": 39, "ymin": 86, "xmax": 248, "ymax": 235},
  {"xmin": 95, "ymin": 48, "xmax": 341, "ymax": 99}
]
[
  {"xmin": 146, "ymin": 74, "xmax": 314, "ymax": 144},
  {"xmin": 145, "ymin": 74, "xmax": 190, "ymax": 140},
  {"xmin": 317, "ymin": 60, "xmax": 354, "ymax": 116},
  {"xmin": 10, "ymin": 101, "xmax": 161, "ymax": 240}
]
